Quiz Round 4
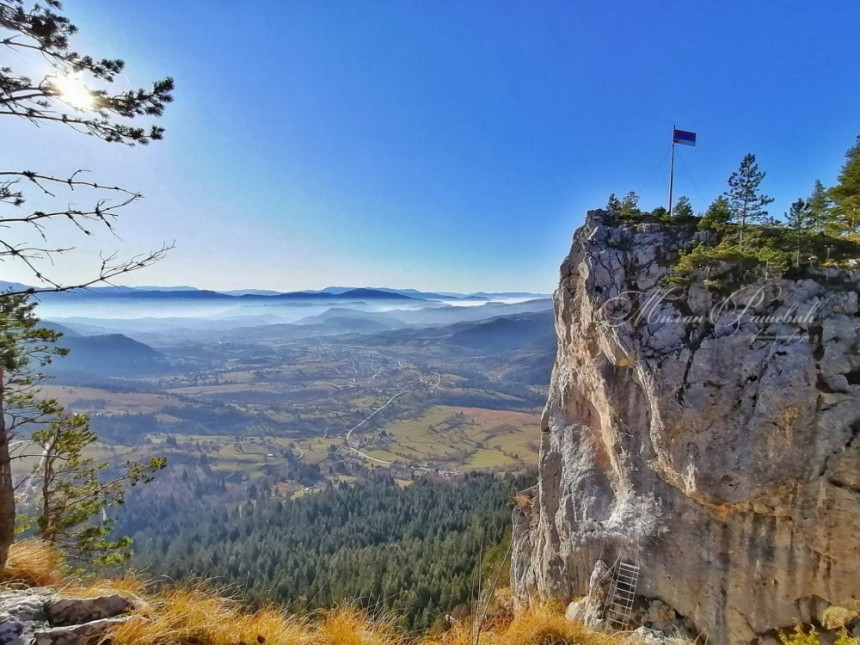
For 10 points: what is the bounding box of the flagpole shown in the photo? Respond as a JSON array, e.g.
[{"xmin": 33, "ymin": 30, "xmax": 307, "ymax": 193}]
[{"xmin": 668, "ymin": 124, "xmax": 675, "ymax": 216}]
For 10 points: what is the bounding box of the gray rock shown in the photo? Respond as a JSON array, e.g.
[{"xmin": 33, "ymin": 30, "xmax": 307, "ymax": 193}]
[
  {"xmin": 0, "ymin": 589, "xmax": 135, "ymax": 645},
  {"xmin": 44, "ymin": 593, "xmax": 133, "ymax": 626},
  {"xmin": 564, "ymin": 559, "xmax": 612, "ymax": 629},
  {"xmin": 0, "ymin": 618, "xmax": 25, "ymax": 645},
  {"xmin": 587, "ymin": 559, "xmax": 610, "ymax": 601},
  {"xmin": 632, "ymin": 626, "xmax": 674, "ymax": 645},
  {"xmin": 0, "ymin": 588, "xmax": 52, "ymax": 645},
  {"xmin": 511, "ymin": 210, "xmax": 860, "ymax": 645},
  {"xmin": 33, "ymin": 617, "xmax": 128, "ymax": 645}
]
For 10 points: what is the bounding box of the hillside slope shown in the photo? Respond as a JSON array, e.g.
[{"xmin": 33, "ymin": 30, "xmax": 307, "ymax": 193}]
[{"xmin": 49, "ymin": 332, "xmax": 166, "ymax": 377}]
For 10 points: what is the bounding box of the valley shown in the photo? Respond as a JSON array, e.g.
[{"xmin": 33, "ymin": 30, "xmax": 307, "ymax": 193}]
[{"xmin": 24, "ymin": 288, "xmax": 555, "ymax": 499}]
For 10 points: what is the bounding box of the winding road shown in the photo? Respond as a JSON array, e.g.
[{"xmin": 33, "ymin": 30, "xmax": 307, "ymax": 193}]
[{"xmin": 344, "ymin": 390, "xmax": 411, "ymax": 465}]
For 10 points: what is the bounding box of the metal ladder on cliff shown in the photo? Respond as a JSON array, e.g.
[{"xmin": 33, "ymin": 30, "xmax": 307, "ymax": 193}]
[{"xmin": 604, "ymin": 554, "xmax": 640, "ymax": 630}]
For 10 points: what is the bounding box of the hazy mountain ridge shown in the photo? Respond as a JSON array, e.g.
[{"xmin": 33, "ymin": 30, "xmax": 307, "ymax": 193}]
[{"xmin": 1, "ymin": 281, "xmax": 549, "ymax": 302}]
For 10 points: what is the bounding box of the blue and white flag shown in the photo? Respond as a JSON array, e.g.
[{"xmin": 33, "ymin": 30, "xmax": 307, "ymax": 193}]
[{"xmin": 673, "ymin": 129, "xmax": 697, "ymax": 146}]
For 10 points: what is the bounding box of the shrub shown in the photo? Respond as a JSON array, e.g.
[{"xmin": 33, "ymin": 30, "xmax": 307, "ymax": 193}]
[{"xmin": 778, "ymin": 624, "xmax": 820, "ymax": 645}]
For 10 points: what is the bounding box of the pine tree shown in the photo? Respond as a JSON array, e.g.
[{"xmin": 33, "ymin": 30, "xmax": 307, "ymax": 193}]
[
  {"xmin": 785, "ymin": 198, "xmax": 811, "ymax": 265},
  {"xmin": 0, "ymin": 293, "xmax": 66, "ymax": 569},
  {"xmin": 829, "ymin": 136, "xmax": 860, "ymax": 236},
  {"xmin": 606, "ymin": 193, "xmax": 621, "ymax": 213},
  {"xmin": 619, "ymin": 191, "xmax": 640, "ymax": 218},
  {"xmin": 698, "ymin": 196, "xmax": 732, "ymax": 233},
  {"xmin": 724, "ymin": 154, "xmax": 774, "ymax": 249},
  {"xmin": 673, "ymin": 195, "xmax": 694, "ymax": 218},
  {"xmin": 0, "ymin": 0, "xmax": 174, "ymax": 295},
  {"xmin": 29, "ymin": 413, "xmax": 166, "ymax": 566},
  {"xmin": 806, "ymin": 179, "xmax": 833, "ymax": 234}
]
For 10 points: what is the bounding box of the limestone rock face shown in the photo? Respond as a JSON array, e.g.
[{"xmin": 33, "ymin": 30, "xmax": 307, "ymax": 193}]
[{"xmin": 511, "ymin": 210, "xmax": 860, "ymax": 645}]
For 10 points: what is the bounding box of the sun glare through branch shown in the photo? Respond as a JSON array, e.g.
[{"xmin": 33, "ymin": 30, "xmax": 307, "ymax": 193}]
[{"xmin": 46, "ymin": 74, "xmax": 94, "ymax": 110}]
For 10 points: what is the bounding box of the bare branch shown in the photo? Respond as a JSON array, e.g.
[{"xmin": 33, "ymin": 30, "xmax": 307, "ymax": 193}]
[
  {"xmin": 0, "ymin": 170, "xmax": 139, "ymax": 198},
  {"xmin": 2, "ymin": 242, "xmax": 174, "ymax": 297}
]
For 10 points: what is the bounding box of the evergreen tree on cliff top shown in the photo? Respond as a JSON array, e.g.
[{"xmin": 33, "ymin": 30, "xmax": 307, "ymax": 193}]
[
  {"xmin": 0, "ymin": 0, "xmax": 173, "ymax": 573},
  {"xmin": 830, "ymin": 136, "xmax": 860, "ymax": 236},
  {"xmin": 724, "ymin": 153, "xmax": 774, "ymax": 249},
  {"xmin": 785, "ymin": 198, "xmax": 812, "ymax": 262},
  {"xmin": 806, "ymin": 179, "xmax": 834, "ymax": 234},
  {"xmin": 673, "ymin": 195, "xmax": 694, "ymax": 219}
]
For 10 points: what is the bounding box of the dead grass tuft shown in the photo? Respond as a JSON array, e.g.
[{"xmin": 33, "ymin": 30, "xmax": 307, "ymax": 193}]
[
  {"xmin": 315, "ymin": 605, "xmax": 406, "ymax": 645},
  {"xmin": 60, "ymin": 573, "xmax": 149, "ymax": 600},
  {"xmin": 821, "ymin": 606, "xmax": 860, "ymax": 631},
  {"xmin": 512, "ymin": 494, "xmax": 533, "ymax": 511},
  {"xmin": 493, "ymin": 608, "xmax": 619, "ymax": 645},
  {"xmin": 1, "ymin": 539, "xmax": 66, "ymax": 588},
  {"xmin": 423, "ymin": 606, "xmax": 625, "ymax": 645},
  {"xmin": 107, "ymin": 584, "xmax": 314, "ymax": 645}
]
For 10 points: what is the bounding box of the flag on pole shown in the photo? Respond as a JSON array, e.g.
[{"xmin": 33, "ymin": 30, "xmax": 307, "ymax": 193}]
[{"xmin": 673, "ymin": 129, "xmax": 697, "ymax": 146}]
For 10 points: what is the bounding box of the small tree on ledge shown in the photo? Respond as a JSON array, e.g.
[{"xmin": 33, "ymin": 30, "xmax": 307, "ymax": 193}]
[{"xmin": 29, "ymin": 413, "xmax": 166, "ymax": 567}]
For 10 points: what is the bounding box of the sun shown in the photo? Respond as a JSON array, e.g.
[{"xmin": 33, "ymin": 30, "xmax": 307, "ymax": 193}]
[{"xmin": 47, "ymin": 74, "xmax": 94, "ymax": 110}]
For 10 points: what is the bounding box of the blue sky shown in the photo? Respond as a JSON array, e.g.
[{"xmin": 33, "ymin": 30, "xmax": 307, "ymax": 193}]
[{"xmin": 3, "ymin": 0, "xmax": 859, "ymax": 292}]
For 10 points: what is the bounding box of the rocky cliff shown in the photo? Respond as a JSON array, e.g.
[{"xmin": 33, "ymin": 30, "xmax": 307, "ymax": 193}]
[{"xmin": 511, "ymin": 210, "xmax": 860, "ymax": 644}]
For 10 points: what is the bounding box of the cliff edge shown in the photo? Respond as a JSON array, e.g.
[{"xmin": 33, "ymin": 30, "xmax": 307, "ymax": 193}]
[{"xmin": 511, "ymin": 210, "xmax": 860, "ymax": 644}]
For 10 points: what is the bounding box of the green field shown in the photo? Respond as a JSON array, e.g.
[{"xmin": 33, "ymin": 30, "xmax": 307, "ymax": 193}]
[{"xmin": 353, "ymin": 405, "xmax": 540, "ymax": 470}]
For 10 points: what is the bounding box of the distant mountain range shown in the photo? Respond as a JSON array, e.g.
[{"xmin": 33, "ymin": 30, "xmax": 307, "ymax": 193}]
[{"xmin": 0, "ymin": 282, "xmax": 548, "ymax": 302}]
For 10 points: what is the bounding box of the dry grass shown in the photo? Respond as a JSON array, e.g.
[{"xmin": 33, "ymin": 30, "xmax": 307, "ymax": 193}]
[
  {"xmin": 315, "ymin": 606, "xmax": 406, "ymax": 645},
  {"xmin": 0, "ymin": 550, "xmax": 641, "ymax": 645},
  {"xmin": 108, "ymin": 585, "xmax": 313, "ymax": 645},
  {"xmin": 821, "ymin": 606, "xmax": 860, "ymax": 631},
  {"xmin": 0, "ymin": 539, "xmax": 66, "ymax": 588},
  {"xmin": 106, "ymin": 586, "xmax": 408, "ymax": 645},
  {"xmin": 512, "ymin": 494, "xmax": 533, "ymax": 510},
  {"xmin": 60, "ymin": 574, "xmax": 148, "ymax": 600},
  {"xmin": 104, "ymin": 586, "xmax": 632, "ymax": 645},
  {"xmin": 422, "ymin": 607, "xmax": 628, "ymax": 645}
]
